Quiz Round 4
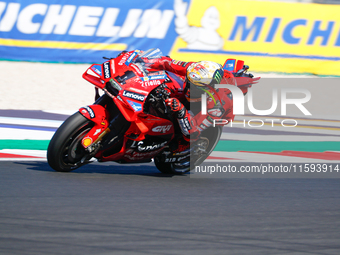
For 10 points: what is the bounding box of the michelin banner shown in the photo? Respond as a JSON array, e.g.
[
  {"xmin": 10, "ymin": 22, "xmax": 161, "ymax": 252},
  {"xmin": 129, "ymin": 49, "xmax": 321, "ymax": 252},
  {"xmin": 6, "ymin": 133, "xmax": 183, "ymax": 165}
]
[
  {"xmin": 0, "ymin": 0, "xmax": 177, "ymax": 63},
  {"xmin": 170, "ymin": 0, "xmax": 340, "ymax": 76},
  {"xmin": 0, "ymin": 0, "xmax": 340, "ymax": 75}
]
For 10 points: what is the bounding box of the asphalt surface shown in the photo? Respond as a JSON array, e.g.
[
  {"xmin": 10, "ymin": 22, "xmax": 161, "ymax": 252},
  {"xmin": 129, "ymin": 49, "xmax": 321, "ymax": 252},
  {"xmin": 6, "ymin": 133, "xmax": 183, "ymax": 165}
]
[{"xmin": 1, "ymin": 161, "xmax": 340, "ymax": 255}]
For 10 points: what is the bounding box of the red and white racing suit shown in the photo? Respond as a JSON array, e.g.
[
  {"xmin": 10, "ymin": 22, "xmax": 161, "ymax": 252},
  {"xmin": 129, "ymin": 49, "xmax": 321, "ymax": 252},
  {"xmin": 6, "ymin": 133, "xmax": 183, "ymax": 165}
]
[{"xmin": 144, "ymin": 56, "xmax": 235, "ymax": 141}]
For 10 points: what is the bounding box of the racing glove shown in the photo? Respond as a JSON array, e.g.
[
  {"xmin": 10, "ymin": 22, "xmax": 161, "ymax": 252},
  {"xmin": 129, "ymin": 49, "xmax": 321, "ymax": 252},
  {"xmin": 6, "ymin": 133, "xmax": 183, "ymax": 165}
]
[
  {"xmin": 165, "ymin": 98, "xmax": 200, "ymax": 140},
  {"xmin": 165, "ymin": 98, "xmax": 185, "ymax": 118}
]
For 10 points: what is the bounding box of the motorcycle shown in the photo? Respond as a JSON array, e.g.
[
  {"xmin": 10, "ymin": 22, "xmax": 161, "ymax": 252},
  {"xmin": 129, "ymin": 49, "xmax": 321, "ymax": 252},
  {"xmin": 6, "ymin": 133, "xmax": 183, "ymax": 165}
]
[{"xmin": 47, "ymin": 48, "xmax": 259, "ymax": 174}]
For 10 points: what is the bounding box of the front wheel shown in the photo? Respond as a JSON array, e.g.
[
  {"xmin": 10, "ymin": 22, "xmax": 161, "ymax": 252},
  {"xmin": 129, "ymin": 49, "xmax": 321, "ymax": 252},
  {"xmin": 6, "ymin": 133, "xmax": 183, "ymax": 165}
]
[{"xmin": 47, "ymin": 112, "xmax": 94, "ymax": 172}]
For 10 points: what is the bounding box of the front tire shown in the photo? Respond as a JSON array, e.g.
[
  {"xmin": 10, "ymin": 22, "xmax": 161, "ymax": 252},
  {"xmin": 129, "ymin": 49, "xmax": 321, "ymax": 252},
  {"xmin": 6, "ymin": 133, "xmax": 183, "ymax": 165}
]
[{"xmin": 47, "ymin": 112, "xmax": 93, "ymax": 172}]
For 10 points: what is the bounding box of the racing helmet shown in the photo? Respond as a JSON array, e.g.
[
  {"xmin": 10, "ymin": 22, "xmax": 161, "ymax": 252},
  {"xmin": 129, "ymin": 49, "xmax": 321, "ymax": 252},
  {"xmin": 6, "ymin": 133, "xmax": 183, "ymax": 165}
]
[{"xmin": 185, "ymin": 61, "xmax": 224, "ymax": 101}]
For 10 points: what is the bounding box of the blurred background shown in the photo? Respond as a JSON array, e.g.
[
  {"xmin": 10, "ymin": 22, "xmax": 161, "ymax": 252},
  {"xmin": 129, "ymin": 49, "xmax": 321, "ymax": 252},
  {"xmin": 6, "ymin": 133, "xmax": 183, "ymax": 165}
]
[{"xmin": 0, "ymin": 0, "xmax": 339, "ymax": 110}]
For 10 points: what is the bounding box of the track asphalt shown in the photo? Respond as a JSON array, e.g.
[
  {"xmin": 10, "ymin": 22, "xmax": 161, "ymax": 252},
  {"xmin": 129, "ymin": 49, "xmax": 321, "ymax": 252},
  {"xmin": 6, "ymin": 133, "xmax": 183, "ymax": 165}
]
[
  {"xmin": 1, "ymin": 110, "xmax": 340, "ymax": 254},
  {"xmin": 1, "ymin": 161, "xmax": 340, "ymax": 255}
]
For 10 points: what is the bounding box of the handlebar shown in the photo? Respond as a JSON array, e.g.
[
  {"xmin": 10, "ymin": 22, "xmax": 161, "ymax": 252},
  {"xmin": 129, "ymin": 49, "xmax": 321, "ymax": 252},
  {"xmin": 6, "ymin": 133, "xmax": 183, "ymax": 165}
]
[{"xmin": 234, "ymin": 65, "xmax": 253, "ymax": 78}]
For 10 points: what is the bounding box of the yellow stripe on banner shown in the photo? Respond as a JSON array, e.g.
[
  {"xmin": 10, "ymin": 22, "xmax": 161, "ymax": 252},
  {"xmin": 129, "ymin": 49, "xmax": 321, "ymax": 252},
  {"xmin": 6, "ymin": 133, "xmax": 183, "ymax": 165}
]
[
  {"xmin": 0, "ymin": 38, "xmax": 127, "ymax": 51},
  {"xmin": 169, "ymin": 0, "xmax": 340, "ymax": 75}
]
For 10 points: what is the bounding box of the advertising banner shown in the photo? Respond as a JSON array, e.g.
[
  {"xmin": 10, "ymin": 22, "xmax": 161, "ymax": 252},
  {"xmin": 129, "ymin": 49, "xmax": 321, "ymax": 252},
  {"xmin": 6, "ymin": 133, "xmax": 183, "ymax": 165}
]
[
  {"xmin": 1, "ymin": 0, "xmax": 340, "ymax": 75},
  {"xmin": 0, "ymin": 0, "xmax": 177, "ymax": 63},
  {"xmin": 170, "ymin": 0, "xmax": 340, "ymax": 76}
]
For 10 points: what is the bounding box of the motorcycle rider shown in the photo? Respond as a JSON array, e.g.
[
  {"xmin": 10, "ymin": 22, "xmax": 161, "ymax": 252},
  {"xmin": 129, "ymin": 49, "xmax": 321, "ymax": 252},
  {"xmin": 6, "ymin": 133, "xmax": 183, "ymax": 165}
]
[{"xmin": 140, "ymin": 54, "xmax": 235, "ymax": 142}]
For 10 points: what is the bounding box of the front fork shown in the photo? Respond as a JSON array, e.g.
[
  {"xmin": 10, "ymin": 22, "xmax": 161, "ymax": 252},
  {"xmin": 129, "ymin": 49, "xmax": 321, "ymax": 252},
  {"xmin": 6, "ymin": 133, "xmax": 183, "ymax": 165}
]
[{"xmin": 79, "ymin": 104, "xmax": 110, "ymax": 152}]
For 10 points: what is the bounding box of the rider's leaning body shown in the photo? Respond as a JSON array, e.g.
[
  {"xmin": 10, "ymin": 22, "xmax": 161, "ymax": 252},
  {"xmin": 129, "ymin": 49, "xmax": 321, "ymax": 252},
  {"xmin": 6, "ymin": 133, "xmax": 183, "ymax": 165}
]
[{"xmin": 141, "ymin": 55, "xmax": 236, "ymax": 141}]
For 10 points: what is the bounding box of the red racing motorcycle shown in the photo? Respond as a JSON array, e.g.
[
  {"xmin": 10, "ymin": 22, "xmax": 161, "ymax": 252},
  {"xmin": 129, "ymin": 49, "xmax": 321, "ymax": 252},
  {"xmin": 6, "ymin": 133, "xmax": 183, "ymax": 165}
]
[{"xmin": 47, "ymin": 49, "xmax": 259, "ymax": 174}]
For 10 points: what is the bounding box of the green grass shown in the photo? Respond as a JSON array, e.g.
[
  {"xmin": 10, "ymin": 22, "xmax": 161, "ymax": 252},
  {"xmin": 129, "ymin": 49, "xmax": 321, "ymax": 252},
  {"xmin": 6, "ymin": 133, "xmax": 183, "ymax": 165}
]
[
  {"xmin": 1, "ymin": 140, "xmax": 339, "ymax": 153},
  {"xmin": 215, "ymin": 141, "xmax": 340, "ymax": 152},
  {"xmin": 0, "ymin": 140, "xmax": 50, "ymax": 150}
]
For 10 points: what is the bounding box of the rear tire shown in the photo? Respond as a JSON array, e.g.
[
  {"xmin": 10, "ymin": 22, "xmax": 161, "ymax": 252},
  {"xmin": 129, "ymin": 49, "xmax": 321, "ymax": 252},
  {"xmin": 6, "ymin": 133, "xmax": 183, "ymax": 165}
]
[
  {"xmin": 154, "ymin": 157, "xmax": 190, "ymax": 175},
  {"xmin": 47, "ymin": 112, "xmax": 93, "ymax": 172},
  {"xmin": 192, "ymin": 126, "xmax": 222, "ymax": 167},
  {"xmin": 154, "ymin": 126, "xmax": 222, "ymax": 175}
]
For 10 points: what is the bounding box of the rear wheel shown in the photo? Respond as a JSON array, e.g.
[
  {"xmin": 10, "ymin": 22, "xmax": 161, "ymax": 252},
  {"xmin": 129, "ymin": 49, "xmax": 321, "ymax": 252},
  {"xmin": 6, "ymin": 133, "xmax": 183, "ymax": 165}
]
[
  {"xmin": 47, "ymin": 112, "xmax": 94, "ymax": 172},
  {"xmin": 154, "ymin": 126, "xmax": 222, "ymax": 175},
  {"xmin": 154, "ymin": 157, "xmax": 191, "ymax": 175},
  {"xmin": 192, "ymin": 126, "xmax": 222, "ymax": 167}
]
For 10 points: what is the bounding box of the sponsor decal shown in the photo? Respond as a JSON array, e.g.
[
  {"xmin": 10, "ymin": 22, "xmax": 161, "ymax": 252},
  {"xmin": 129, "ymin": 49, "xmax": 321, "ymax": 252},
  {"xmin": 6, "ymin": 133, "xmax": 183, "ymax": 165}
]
[
  {"xmin": 127, "ymin": 100, "xmax": 142, "ymax": 111},
  {"xmin": 224, "ymin": 59, "xmax": 236, "ymax": 72},
  {"xmin": 178, "ymin": 117, "xmax": 191, "ymax": 136},
  {"xmin": 103, "ymin": 62, "xmax": 111, "ymax": 79},
  {"xmin": 118, "ymin": 53, "xmax": 131, "ymax": 66},
  {"xmin": 139, "ymin": 74, "xmax": 166, "ymax": 87},
  {"xmin": 165, "ymin": 153, "xmax": 190, "ymax": 162},
  {"xmin": 110, "ymin": 59, "xmax": 115, "ymax": 74},
  {"xmin": 93, "ymin": 128, "xmax": 102, "ymax": 136},
  {"xmin": 82, "ymin": 137, "xmax": 93, "ymax": 147},
  {"xmin": 165, "ymin": 157, "xmax": 176, "ymax": 163},
  {"xmin": 122, "ymin": 90, "xmax": 146, "ymax": 101},
  {"xmin": 183, "ymin": 117, "xmax": 192, "ymax": 130},
  {"xmin": 181, "ymin": 61, "xmax": 189, "ymax": 67},
  {"xmin": 140, "ymin": 74, "xmax": 167, "ymax": 82},
  {"xmin": 142, "ymin": 79, "xmax": 162, "ymax": 87},
  {"xmin": 213, "ymin": 69, "xmax": 223, "ymax": 84},
  {"xmin": 189, "ymin": 72, "xmax": 200, "ymax": 81},
  {"xmin": 91, "ymin": 65, "xmax": 102, "ymax": 76},
  {"xmin": 208, "ymin": 108, "xmax": 223, "ymax": 117},
  {"xmin": 109, "ymin": 78, "xmax": 122, "ymax": 91},
  {"xmin": 84, "ymin": 106, "xmax": 95, "ymax": 118},
  {"xmin": 125, "ymin": 50, "xmax": 139, "ymax": 66},
  {"xmin": 137, "ymin": 141, "xmax": 167, "ymax": 152},
  {"xmin": 177, "ymin": 108, "xmax": 186, "ymax": 119},
  {"xmin": 152, "ymin": 125, "xmax": 172, "ymax": 133},
  {"xmin": 124, "ymin": 150, "xmax": 161, "ymax": 160},
  {"xmin": 202, "ymin": 118, "xmax": 213, "ymax": 127},
  {"xmin": 148, "ymin": 74, "xmax": 167, "ymax": 80}
]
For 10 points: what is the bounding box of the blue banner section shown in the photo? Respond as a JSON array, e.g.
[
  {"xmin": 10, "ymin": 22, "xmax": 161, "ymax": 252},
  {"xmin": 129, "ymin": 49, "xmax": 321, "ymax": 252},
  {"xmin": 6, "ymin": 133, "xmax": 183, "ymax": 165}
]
[{"xmin": 0, "ymin": 0, "xmax": 179, "ymax": 63}]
